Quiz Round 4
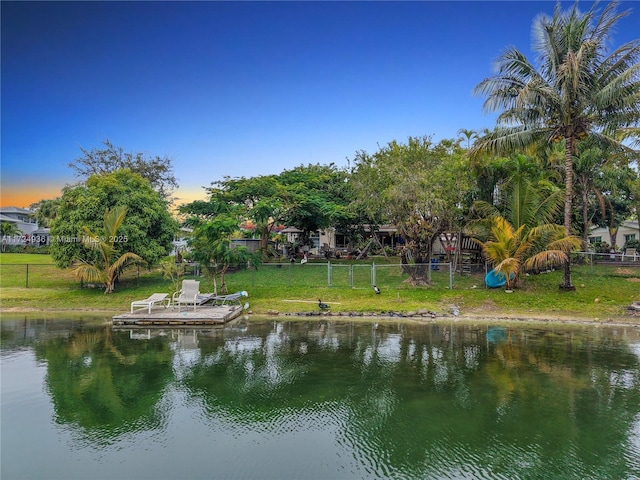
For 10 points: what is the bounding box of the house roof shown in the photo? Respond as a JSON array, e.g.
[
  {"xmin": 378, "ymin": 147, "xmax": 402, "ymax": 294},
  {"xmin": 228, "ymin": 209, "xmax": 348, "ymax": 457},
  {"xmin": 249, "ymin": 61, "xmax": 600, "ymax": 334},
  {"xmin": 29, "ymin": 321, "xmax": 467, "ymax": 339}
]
[
  {"xmin": 0, "ymin": 214, "xmax": 20, "ymax": 223},
  {"xmin": 590, "ymin": 220, "xmax": 639, "ymax": 234},
  {"xmin": 0, "ymin": 206, "xmax": 34, "ymax": 215}
]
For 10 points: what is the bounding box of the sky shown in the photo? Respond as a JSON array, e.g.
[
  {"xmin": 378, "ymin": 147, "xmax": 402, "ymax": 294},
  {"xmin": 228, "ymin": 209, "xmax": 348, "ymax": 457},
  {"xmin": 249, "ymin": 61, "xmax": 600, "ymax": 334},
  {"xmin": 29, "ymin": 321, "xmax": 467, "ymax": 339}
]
[{"xmin": 2, "ymin": 1, "xmax": 639, "ymax": 209}]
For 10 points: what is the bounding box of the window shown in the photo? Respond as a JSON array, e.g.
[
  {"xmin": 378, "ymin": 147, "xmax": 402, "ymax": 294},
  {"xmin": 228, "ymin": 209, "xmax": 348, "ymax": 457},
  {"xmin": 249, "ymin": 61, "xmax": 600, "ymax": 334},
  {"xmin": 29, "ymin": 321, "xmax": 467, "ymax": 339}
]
[
  {"xmin": 588, "ymin": 236, "xmax": 602, "ymax": 243},
  {"xmin": 624, "ymin": 234, "xmax": 637, "ymax": 243}
]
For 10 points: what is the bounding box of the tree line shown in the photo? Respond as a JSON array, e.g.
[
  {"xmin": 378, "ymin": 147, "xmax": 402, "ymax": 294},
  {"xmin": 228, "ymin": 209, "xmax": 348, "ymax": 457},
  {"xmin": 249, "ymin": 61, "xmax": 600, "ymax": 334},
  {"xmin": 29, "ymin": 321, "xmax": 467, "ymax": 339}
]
[{"xmin": 26, "ymin": 1, "xmax": 639, "ymax": 293}]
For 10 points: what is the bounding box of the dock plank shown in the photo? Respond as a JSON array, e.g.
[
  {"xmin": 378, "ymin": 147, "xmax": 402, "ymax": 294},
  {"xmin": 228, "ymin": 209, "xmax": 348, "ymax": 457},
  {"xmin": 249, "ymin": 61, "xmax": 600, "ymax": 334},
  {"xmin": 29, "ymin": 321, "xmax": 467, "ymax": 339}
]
[{"xmin": 112, "ymin": 304, "xmax": 245, "ymax": 326}]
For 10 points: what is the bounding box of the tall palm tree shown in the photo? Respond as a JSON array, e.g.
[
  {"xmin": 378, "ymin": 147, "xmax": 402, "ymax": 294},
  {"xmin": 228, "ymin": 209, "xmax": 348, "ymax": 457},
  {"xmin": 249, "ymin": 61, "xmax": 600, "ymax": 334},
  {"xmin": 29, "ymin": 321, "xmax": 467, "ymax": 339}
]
[
  {"xmin": 475, "ymin": 215, "xmax": 581, "ymax": 290},
  {"xmin": 457, "ymin": 128, "xmax": 478, "ymax": 149},
  {"xmin": 72, "ymin": 206, "xmax": 141, "ymax": 293},
  {"xmin": 471, "ymin": 1, "xmax": 640, "ymax": 290},
  {"xmin": 468, "ymin": 155, "xmax": 580, "ymax": 289}
]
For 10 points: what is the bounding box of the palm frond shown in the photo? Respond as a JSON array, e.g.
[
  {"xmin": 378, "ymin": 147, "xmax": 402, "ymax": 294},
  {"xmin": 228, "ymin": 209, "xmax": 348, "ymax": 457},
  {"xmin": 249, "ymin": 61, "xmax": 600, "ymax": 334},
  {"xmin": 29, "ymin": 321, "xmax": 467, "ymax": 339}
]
[{"xmin": 71, "ymin": 260, "xmax": 106, "ymax": 284}]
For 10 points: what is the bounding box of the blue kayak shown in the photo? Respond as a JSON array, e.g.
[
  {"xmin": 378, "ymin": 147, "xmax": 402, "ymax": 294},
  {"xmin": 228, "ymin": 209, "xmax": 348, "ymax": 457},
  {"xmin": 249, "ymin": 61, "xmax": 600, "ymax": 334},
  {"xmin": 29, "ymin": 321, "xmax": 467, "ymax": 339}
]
[{"xmin": 485, "ymin": 268, "xmax": 510, "ymax": 288}]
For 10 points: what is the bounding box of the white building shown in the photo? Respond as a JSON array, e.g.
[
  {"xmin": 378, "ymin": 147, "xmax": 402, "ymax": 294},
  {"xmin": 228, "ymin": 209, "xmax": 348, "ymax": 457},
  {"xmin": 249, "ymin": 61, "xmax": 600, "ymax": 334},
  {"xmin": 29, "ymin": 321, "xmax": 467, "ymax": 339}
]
[
  {"xmin": 588, "ymin": 220, "xmax": 640, "ymax": 250},
  {"xmin": 0, "ymin": 207, "xmax": 50, "ymax": 246},
  {"xmin": 0, "ymin": 206, "xmax": 38, "ymax": 234}
]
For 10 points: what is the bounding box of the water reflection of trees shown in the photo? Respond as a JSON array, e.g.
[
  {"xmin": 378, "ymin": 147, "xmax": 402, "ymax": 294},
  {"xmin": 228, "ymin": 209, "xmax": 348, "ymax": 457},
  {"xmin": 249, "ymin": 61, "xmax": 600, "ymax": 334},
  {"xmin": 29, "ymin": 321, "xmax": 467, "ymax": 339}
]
[
  {"xmin": 183, "ymin": 321, "xmax": 640, "ymax": 479},
  {"xmin": 5, "ymin": 317, "xmax": 639, "ymax": 478},
  {"xmin": 33, "ymin": 325, "xmax": 173, "ymax": 442}
]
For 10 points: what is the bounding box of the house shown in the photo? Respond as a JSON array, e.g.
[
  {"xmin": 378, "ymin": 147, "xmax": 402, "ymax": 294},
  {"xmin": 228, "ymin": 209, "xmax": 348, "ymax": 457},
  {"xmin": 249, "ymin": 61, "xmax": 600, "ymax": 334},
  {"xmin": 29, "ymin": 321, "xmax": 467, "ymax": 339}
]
[
  {"xmin": 588, "ymin": 220, "xmax": 640, "ymax": 250},
  {"xmin": 0, "ymin": 206, "xmax": 38, "ymax": 234},
  {"xmin": 281, "ymin": 224, "xmax": 464, "ymax": 259},
  {"xmin": 0, "ymin": 206, "xmax": 50, "ymax": 246}
]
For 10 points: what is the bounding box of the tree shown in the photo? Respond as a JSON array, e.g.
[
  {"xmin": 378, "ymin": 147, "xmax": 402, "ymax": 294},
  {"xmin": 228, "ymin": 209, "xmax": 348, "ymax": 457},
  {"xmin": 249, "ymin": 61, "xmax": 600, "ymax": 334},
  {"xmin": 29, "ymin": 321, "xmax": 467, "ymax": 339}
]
[
  {"xmin": 469, "ymin": 154, "xmax": 564, "ymax": 232},
  {"xmin": 205, "ymin": 175, "xmax": 285, "ymax": 259},
  {"xmin": 471, "ymin": 1, "xmax": 640, "ymax": 290},
  {"xmin": 350, "ymin": 137, "xmax": 471, "ymax": 286},
  {"xmin": 1, "ymin": 222, "xmax": 20, "ymax": 252},
  {"xmin": 467, "ymin": 154, "xmax": 581, "ymax": 289},
  {"xmin": 50, "ymin": 169, "xmax": 178, "ymax": 269},
  {"xmin": 29, "ymin": 198, "xmax": 61, "ymax": 228},
  {"xmin": 474, "ymin": 215, "xmax": 580, "ymax": 290},
  {"xmin": 277, "ymin": 164, "xmax": 352, "ymax": 248},
  {"xmin": 201, "ymin": 164, "xmax": 351, "ymax": 260},
  {"xmin": 628, "ymin": 174, "xmax": 640, "ymax": 237},
  {"xmin": 69, "ymin": 139, "xmax": 179, "ymax": 200},
  {"xmin": 457, "ymin": 128, "xmax": 478, "ymax": 149},
  {"xmin": 0, "ymin": 222, "xmax": 20, "ymax": 237},
  {"xmin": 71, "ymin": 206, "xmax": 142, "ymax": 294},
  {"xmin": 571, "ymin": 140, "xmax": 635, "ymax": 244},
  {"xmin": 181, "ymin": 202, "xmax": 261, "ymax": 294}
]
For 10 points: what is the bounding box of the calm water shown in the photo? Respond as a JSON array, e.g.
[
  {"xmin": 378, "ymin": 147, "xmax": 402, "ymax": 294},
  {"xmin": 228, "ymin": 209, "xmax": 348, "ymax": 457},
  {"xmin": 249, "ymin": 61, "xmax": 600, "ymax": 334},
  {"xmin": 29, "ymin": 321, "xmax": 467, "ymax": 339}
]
[{"xmin": 1, "ymin": 316, "xmax": 640, "ymax": 480}]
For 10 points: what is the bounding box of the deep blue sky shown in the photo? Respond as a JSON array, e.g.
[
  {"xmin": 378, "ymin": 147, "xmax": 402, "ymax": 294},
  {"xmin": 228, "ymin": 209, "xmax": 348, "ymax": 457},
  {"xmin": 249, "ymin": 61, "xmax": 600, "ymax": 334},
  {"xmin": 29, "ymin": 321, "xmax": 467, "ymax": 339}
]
[{"xmin": 2, "ymin": 1, "xmax": 638, "ymax": 207}]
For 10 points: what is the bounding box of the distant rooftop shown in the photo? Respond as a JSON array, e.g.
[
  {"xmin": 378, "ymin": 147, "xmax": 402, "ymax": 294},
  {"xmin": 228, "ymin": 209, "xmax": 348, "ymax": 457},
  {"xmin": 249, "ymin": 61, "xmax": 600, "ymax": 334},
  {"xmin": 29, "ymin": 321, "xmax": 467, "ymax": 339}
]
[{"xmin": 0, "ymin": 206, "xmax": 34, "ymax": 214}]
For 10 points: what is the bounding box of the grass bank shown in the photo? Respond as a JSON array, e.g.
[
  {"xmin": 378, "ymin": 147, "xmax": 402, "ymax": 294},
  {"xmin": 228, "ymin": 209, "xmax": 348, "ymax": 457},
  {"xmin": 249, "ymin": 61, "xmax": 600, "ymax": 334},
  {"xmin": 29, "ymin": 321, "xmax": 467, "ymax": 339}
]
[{"xmin": 1, "ymin": 253, "xmax": 639, "ymax": 323}]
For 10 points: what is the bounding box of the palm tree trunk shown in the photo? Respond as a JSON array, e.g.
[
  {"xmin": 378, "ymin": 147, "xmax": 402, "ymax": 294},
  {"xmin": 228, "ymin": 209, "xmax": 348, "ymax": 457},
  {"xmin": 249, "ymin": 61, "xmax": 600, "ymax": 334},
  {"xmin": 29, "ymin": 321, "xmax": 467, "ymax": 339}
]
[
  {"xmin": 582, "ymin": 188, "xmax": 589, "ymax": 244},
  {"xmin": 561, "ymin": 136, "xmax": 575, "ymax": 290}
]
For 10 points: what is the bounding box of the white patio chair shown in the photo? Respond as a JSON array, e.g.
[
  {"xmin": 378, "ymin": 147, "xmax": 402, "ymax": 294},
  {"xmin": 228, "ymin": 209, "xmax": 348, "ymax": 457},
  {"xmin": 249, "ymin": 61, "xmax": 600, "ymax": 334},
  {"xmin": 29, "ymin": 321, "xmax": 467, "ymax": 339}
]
[{"xmin": 172, "ymin": 280, "xmax": 201, "ymax": 311}]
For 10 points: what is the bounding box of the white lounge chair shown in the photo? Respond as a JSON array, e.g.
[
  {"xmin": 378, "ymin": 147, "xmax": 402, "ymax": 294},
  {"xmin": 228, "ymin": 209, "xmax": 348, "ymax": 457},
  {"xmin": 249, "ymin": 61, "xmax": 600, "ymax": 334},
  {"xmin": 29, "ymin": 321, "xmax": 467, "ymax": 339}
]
[
  {"xmin": 130, "ymin": 293, "xmax": 169, "ymax": 314},
  {"xmin": 172, "ymin": 280, "xmax": 201, "ymax": 311},
  {"xmin": 212, "ymin": 290, "xmax": 248, "ymax": 307},
  {"xmin": 624, "ymin": 248, "xmax": 638, "ymax": 261}
]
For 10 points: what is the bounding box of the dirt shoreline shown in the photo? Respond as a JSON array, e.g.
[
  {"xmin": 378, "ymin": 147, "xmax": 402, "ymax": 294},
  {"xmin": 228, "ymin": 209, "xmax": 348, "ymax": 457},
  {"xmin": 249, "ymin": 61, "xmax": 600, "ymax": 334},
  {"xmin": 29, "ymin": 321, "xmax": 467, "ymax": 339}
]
[{"xmin": 2, "ymin": 306, "xmax": 639, "ymax": 327}]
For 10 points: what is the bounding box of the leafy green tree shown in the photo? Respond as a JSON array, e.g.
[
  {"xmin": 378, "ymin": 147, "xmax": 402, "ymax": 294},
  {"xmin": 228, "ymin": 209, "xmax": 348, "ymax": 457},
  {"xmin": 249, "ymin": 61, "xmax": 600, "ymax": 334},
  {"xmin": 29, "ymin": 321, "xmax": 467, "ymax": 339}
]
[
  {"xmin": 71, "ymin": 206, "xmax": 142, "ymax": 293},
  {"xmin": 181, "ymin": 201, "xmax": 261, "ymax": 294},
  {"xmin": 471, "ymin": 1, "xmax": 640, "ymax": 289},
  {"xmin": 206, "ymin": 175, "xmax": 285, "ymax": 259},
  {"xmin": 50, "ymin": 169, "xmax": 178, "ymax": 269},
  {"xmin": 0, "ymin": 222, "xmax": 20, "ymax": 236},
  {"xmin": 277, "ymin": 164, "xmax": 352, "ymax": 248},
  {"xmin": 201, "ymin": 165, "xmax": 351, "ymax": 260},
  {"xmin": 1, "ymin": 222, "xmax": 20, "ymax": 252},
  {"xmin": 29, "ymin": 198, "xmax": 61, "ymax": 228},
  {"xmin": 350, "ymin": 137, "xmax": 471, "ymax": 285},
  {"xmin": 69, "ymin": 139, "xmax": 179, "ymax": 201}
]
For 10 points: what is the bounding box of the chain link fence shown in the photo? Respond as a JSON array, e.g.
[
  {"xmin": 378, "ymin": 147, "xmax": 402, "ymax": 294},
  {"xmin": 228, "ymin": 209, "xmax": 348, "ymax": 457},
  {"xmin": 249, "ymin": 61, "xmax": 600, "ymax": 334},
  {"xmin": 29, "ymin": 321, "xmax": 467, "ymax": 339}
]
[
  {"xmin": 2, "ymin": 252, "xmax": 637, "ymax": 290},
  {"xmin": 0, "ymin": 263, "xmax": 162, "ymax": 289},
  {"xmin": 238, "ymin": 261, "xmax": 458, "ymax": 290}
]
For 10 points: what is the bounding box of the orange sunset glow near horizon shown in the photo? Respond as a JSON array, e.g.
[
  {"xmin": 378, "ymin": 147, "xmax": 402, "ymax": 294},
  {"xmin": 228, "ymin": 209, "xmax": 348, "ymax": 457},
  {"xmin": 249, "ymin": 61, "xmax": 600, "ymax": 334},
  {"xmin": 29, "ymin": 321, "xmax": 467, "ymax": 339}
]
[{"xmin": 0, "ymin": 182, "xmax": 207, "ymax": 210}]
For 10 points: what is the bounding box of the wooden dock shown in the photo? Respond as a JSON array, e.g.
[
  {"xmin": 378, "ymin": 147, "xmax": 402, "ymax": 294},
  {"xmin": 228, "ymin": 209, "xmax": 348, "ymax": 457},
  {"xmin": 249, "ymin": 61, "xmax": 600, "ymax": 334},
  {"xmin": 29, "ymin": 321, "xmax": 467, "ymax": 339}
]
[{"xmin": 112, "ymin": 304, "xmax": 246, "ymax": 326}]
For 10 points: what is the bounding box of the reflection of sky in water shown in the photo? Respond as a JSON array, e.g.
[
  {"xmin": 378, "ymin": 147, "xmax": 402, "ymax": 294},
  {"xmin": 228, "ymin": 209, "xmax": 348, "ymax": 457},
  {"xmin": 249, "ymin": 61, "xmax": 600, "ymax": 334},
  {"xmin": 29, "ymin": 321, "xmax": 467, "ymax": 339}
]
[{"xmin": 363, "ymin": 332, "xmax": 402, "ymax": 365}]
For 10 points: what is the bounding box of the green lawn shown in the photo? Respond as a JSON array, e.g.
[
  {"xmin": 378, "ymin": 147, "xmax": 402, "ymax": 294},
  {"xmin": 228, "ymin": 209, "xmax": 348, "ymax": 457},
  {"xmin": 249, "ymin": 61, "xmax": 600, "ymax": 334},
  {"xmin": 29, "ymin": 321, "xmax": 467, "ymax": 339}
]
[{"xmin": 1, "ymin": 252, "xmax": 638, "ymax": 321}]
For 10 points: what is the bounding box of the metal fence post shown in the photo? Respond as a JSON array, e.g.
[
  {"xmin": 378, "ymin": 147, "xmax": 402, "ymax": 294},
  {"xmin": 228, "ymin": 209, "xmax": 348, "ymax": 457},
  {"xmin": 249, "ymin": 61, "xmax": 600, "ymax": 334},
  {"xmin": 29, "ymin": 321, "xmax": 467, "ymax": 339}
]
[
  {"xmin": 449, "ymin": 262, "xmax": 453, "ymax": 290},
  {"xmin": 371, "ymin": 262, "xmax": 376, "ymax": 287},
  {"xmin": 26, "ymin": 264, "xmax": 29, "ymax": 288},
  {"xmin": 328, "ymin": 261, "xmax": 332, "ymax": 287}
]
